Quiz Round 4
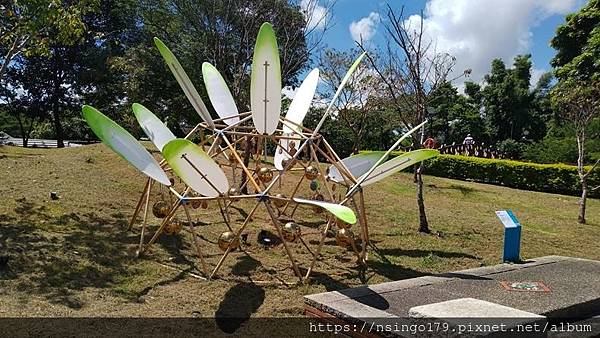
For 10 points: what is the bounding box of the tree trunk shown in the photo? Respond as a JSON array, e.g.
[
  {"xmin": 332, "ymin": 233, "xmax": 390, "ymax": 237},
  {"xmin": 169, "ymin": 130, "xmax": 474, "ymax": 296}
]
[
  {"xmin": 51, "ymin": 51, "xmax": 65, "ymax": 148},
  {"xmin": 416, "ymin": 162, "xmax": 430, "ymax": 233},
  {"xmin": 352, "ymin": 139, "xmax": 360, "ymax": 155},
  {"xmin": 576, "ymin": 132, "xmax": 587, "ymax": 224},
  {"xmin": 579, "ymin": 178, "xmax": 588, "ymax": 224},
  {"xmin": 16, "ymin": 114, "xmax": 27, "ymax": 148},
  {"xmin": 51, "ymin": 100, "xmax": 65, "ymax": 148}
]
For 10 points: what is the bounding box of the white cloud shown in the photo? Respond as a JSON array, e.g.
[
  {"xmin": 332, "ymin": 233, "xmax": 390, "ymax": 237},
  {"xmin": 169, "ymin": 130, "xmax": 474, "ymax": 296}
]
[
  {"xmin": 349, "ymin": 12, "xmax": 381, "ymax": 43},
  {"xmin": 408, "ymin": 0, "xmax": 579, "ymax": 84},
  {"xmin": 530, "ymin": 67, "xmax": 547, "ymax": 88},
  {"xmin": 300, "ymin": 0, "xmax": 329, "ymax": 31}
]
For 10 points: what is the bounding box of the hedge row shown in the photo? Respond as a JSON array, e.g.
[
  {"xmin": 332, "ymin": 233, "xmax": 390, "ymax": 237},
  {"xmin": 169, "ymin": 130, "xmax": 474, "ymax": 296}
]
[{"xmin": 368, "ymin": 151, "xmax": 600, "ymax": 198}]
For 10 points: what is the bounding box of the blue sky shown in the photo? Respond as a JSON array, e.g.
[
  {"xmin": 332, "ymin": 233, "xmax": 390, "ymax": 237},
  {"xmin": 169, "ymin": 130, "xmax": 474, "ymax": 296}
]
[{"xmin": 301, "ymin": 0, "xmax": 587, "ymax": 86}]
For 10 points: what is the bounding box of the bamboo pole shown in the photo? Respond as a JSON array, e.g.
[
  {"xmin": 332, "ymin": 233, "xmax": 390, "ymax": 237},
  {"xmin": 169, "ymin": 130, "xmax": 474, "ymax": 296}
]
[
  {"xmin": 264, "ymin": 201, "xmax": 302, "ymax": 281},
  {"xmin": 303, "ymin": 217, "xmax": 334, "ymax": 282},
  {"xmin": 136, "ymin": 179, "xmax": 153, "ymax": 256},
  {"xmin": 209, "ymin": 201, "xmax": 262, "ymax": 279},
  {"xmin": 128, "ymin": 178, "xmax": 151, "ymax": 231},
  {"xmin": 183, "ymin": 203, "xmax": 209, "ymax": 276}
]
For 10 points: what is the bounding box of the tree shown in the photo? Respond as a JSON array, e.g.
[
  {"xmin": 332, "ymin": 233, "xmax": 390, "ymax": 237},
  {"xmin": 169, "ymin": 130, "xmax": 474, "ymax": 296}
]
[
  {"xmin": 551, "ymin": 79, "xmax": 600, "ymax": 224},
  {"xmin": 112, "ymin": 0, "xmax": 321, "ymax": 193},
  {"xmin": 358, "ymin": 5, "xmax": 462, "ymax": 233},
  {"xmin": 551, "ymin": 0, "xmax": 600, "ymax": 81},
  {"xmin": 319, "ymin": 49, "xmax": 381, "ymax": 154},
  {"xmin": 0, "ymin": 65, "xmax": 46, "ymax": 147},
  {"xmin": 3, "ymin": 1, "xmax": 153, "ymax": 147},
  {"xmin": 428, "ymin": 82, "xmax": 487, "ymax": 146},
  {"xmin": 0, "ymin": 0, "xmax": 97, "ymax": 82},
  {"xmin": 114, "ymin": 0, "xmax": 314, "ymax": 122},
  {"xmin": 482, "ymin": 56, "xmax": 532, "ymax": 142}
]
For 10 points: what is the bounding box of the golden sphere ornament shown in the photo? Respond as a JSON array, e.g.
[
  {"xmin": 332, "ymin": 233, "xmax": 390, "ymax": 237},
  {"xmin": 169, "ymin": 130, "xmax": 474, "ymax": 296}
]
[
  {"xmin": 305, "ymin": 166, "xmax": 319, "ymax": 180},
  {"xmin": 228, "ymin": 187, "xmax": 240, "ymax": 202},
  {"xmin": 257, "ymin": 167, "xmax": 273, "ymax": 183},
  {"xmin": 164, "ymin": 218, "xmax": 182, "ymax": 235},
  {"xmin": 228, "ymin": 150, "xmax": 239, "ymax": 163},
  {"xmin": 152, "ymin": 201, "xmax": 170, "ymax": 218},
  {"xmin": 282, "ymin": 222, "xmax": 301, "ymax": 242},
  {"xmin": 191, "ymin": 198, "xmax": 202, "ymax": 209},
  {"xmin": 273, "ymin": 193, "xmax": 287, "ymax": 208},
  {"xmin": 218, "ymin": 231, "xmax": 240, "ymax": 252},
  {"xmin": 189, "ymin": 192, "xmax": 202, "ymax": 209},
  {"xmin": 336, "ymin": 228, "xmax": 355, "ymax": 247}
]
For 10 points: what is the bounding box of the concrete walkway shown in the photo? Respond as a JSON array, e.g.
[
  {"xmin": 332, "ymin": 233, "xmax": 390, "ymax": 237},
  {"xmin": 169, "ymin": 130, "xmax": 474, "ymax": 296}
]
[{"xmin": 305, "ymin": 256, "xmax": 600, "ymax": 337}]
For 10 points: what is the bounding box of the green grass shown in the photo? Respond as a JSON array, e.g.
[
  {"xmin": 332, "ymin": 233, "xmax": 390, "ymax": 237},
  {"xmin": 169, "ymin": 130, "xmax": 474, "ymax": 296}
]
[{"xmin": 0, "ymin": 144, "xmax": 599, "ymax": 318}]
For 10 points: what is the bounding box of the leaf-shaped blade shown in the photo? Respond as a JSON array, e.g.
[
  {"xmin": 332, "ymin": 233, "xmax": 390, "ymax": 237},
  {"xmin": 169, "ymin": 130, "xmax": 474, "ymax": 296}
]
[
  {"xmin": 202, "ymin": 62, "xmax": 240, "ymax": 126},
  {"xmin": 154, "ymin": 37, "xmax": 214, "ymax": 128},
  {"xmin": 132, "ymin": 103, "xmax": 176, "ymax": 151},
  {"xmin": 328, "ymin": 151, "xmax": 386, "ymax": 182},
  {"xmin": 162, "ymin": 139, "xmax": 229, "ymax": 197},
  {"xmin": 293, "ymin": 198, "xmax": 357, "ymax": 224},
  {"xmin": 360, "ymin": 149, "xmax": 439, "ymax": 187},
  {"xmin": 82, "ymin": 105, "xmax": 171, "ymax": 186},
  {"xmin": 283, "ymin": 68, "xmax": 319, "ymax": 134},
  {"xmin": 250, "ymin": 22, "xmax": 282, "ymax": 135}
]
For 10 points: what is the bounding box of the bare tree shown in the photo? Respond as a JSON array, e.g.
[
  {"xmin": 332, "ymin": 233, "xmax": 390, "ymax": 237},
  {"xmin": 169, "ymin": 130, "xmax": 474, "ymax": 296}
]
[
  {"xmin": 358, "ymin": 5, "xmax": 465, "ymax": 233},
  {"xmin": 552, "ymin": 79, "xmax": 600, "ymax": 224},
  {"xmin": 292, "ymin": 0, "xmax": 336, "ymax": 69},
  {"xmin": 319, "ymin": 48, "xmax": 380, "ymax": 154}
]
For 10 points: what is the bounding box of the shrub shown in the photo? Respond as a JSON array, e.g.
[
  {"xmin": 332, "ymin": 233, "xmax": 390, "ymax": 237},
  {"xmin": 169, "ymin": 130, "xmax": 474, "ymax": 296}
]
[
  {"xmin": 497, "ymin": 139, "xmax": 526, "ymax": 159},
  {"xmin": 362, "ymin": 151, "xmax": 600, "ymax": 198}
]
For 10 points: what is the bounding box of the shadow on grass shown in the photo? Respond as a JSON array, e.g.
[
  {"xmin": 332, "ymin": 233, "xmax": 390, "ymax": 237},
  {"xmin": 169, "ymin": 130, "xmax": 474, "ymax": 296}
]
[
  {"xmin": 0, "ymin": 197, "xmax": 154, "ymax": 308},
  {"xmin": 432, "ymin": 184, "xmax": 477, "ymax": 195},
  {"xmin": 367, "ymin": 260, "xmax": 425, "ymax": 281},
  {"xmin": 155, "ymin": 233, "xmax": 195, "ymax": 266},
  {"xmin": 295, "ymin": 219, "xmax": 326, "ymax": 229},
  {"xmin": 215, "ymin": 282, "xmax": 265, "ymax": 334},
  {"xmin": 231, "ymin": 255, "xmax": 261, "ymax": 276},
  {"xmin": 378, "ymin": 248, "xmax": 478, "ymax": 260},
  {"xmin": 309, "ymin": 270, "xmax": 350, "ymax": 291}
]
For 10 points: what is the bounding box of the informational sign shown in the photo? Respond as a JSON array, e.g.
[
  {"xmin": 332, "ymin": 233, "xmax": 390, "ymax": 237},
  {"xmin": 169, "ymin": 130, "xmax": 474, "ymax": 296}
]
[
  {"xmin": 496, "ymin": 210, "xmax": 521, "ymax": 228},
  {"xmin": 496, "ymin": 210, "xmax": 522, "ymax": 263}
]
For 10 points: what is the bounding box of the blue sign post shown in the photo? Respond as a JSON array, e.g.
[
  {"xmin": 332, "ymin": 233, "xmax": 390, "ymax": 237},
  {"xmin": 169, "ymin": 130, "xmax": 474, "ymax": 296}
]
[{"xmin": 495, "ymin": 210, "xmax": 522, "ymax": 263}]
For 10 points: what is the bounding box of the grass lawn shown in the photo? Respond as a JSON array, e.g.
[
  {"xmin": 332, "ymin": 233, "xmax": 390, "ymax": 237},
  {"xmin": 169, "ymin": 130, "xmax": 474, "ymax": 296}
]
[{"xmin": 0, "ymin": 144, "xmax": 599, "ymax": 318}]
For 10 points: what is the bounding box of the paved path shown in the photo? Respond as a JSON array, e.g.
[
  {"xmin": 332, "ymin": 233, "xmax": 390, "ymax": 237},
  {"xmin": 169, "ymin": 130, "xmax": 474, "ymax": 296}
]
[{"xmin": 305, "ymin": 256, "xmax": 600, "ymax": 337}]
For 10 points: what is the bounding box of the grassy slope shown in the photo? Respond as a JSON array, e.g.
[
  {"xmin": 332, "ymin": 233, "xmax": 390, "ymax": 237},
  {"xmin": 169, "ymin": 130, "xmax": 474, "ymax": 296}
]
[{"xmin": 0, "ymin": 144, "xmax": 598, "ymax": 318}]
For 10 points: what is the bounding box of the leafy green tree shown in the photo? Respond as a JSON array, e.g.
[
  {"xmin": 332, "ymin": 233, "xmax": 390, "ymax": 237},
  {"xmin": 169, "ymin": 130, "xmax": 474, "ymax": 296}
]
[
  {"xmin": 483, "ymin": 56, "xmax": 532, "ymax": 142},
  {"xmin": 112, "ymin": 0, "xmax": 310, "ymax": 132},
  {"xmin": 0, "ymin": 64, "xmax": 47, "ymax": 147},
  {"xmin": 0, "ymin": 0, "xmax": 98, "ymax": 82},
  {"xmin": 479, "ymin": 55, "xmax": 549, "ymax": 155},
  {"xmin": 551, "ymin": 0, "xmax": 600, "ymax": 81},
  {"xmin": 428, "ymin": 82, "xmax": 487, "ymax": 146},
  {"xmin": 3, "ymin": 1, "xmax": 150, "ymax": 146}
]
